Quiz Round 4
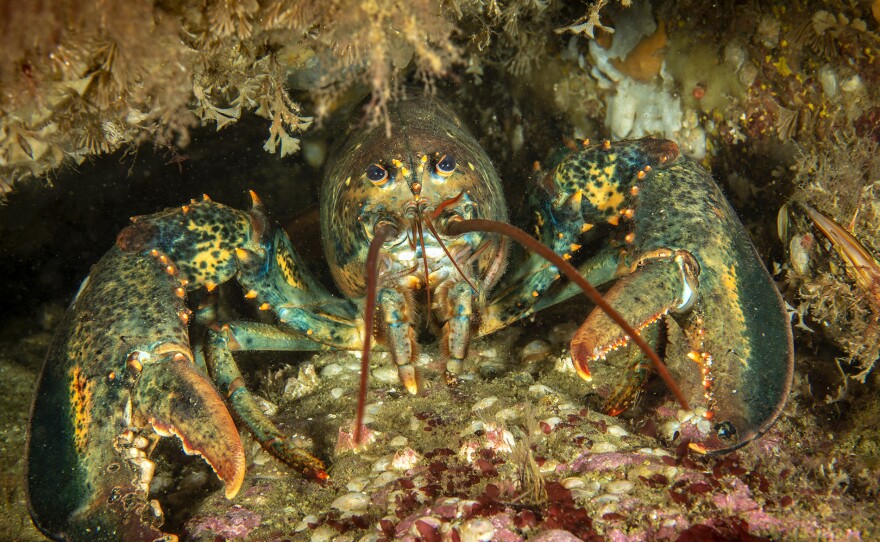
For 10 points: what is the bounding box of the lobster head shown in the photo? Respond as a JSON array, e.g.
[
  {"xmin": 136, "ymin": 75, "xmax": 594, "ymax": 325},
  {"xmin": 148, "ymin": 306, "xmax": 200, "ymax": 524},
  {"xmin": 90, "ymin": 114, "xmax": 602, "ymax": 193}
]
[{"xmin": 320, "ymin": 96, "xmax": 509, "ymax": 300}]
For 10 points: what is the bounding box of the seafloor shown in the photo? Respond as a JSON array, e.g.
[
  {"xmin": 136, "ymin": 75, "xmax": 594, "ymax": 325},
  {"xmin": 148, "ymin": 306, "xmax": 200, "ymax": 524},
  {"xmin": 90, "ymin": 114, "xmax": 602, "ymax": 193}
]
[{"xmin": 2, "ymin": 1, "xmax": 880, "ymax": 541}]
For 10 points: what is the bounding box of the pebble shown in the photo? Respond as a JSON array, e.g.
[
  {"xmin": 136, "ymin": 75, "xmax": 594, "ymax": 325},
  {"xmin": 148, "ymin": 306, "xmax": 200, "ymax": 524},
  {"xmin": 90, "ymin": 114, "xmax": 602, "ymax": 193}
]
[
  {"xmin": 346, "ymin": 477, "xmax": 369, "ymax": 492},
  {"xmin": 554, "ymin": 355, "xmax": 575, "ymax": 373},
  {"xmin": 331, "ymin": 492, "xmax": 370, "ymax": 514},
  {"xmin": 391, "ymin": 447, "xmax": 422, "ymax": 470},
  {"xmin": 310, "ymin": 525, "xmax": 336, "ymax": 542},
  {"xmin": 295, "ymin": 514, "xmax": 319, "ymax": 531},
  {"xmin": 538, "ymin": 458, "xmax": 559, "ymax": 474},
  {"xmin": 461, "ymin": 420, "xmax": 484, "ymax": 437},
  {"xmin": 840, "ymin": 74, "xmax": 864, "ymax": 93},
  {"xmin": 597, "ymin": 502, "xmax": 619, "ymax": 517},
  {"xmin": 549, "ymin": 323, "xmax": 578, "ymax": 346},
  {"xmin": 676, "ymin": 409, "xmax": 694, "ymax": 423},
  {"xmin": 659, "ymin": 420, "xmax": 681, "ymax": 440},
  {"xmin": 495, "ymin": 407, "xmax": 519, "ymax": 422},
  {"xmin": 520, "ymin": 339, "xmax": 552, "ymax": 364},
  {"xmin": 372, "ymin": 455, "xmax": 393, "ymax": 472},
  {"xmin": 540, "ymin": 417, "xmax": 563, "ymax": 431},
  {"xmin": 411, "ymin": 516, "xmax": 443, "ymax": 538},
  {"xmin": 254, "ymin": 396, "xmax": 278, "ymax": 416},
  {"xmin": 593, "ymin": 493, "xmax": 621, "ymax": 504},
  {"xmin": 369, "ymin": 471, "xmax": 398, "ymax": 489},
  {"xmin": 627, "ymin": 464, "xmax": 658, "ymax": 481},
  {"xmin": 330, "ymin": 387, "xmax": 345, "ymax": 399},
  {"xmin": 561, "ymin": 477, "xmax": 585, "ymax": 489},
  {"xmin": 573, "ymin": 480, "xmax": 602, "ymax": 500}
]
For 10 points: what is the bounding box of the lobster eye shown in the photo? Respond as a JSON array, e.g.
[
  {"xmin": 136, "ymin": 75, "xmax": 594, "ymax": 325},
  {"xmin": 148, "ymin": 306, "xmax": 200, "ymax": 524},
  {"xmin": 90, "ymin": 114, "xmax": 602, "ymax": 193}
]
[
  {"xmin": 435, "ymin": 154, "xmax": 456, "ymax": 177},
  {"xmin": 366, "ymin": 163, "xmax": 389, "ymax": 185}
]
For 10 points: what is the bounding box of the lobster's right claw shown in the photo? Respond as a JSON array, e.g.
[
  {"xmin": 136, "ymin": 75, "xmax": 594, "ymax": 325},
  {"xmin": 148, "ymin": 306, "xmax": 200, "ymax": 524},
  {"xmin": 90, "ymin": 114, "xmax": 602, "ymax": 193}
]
[
  {"xmin": 133, "ymin": 352, "xmax": 246, "ymax": 499},
  {"xmin": 28, "ymin": 345, "xmax": 245, "ymax": 542}
]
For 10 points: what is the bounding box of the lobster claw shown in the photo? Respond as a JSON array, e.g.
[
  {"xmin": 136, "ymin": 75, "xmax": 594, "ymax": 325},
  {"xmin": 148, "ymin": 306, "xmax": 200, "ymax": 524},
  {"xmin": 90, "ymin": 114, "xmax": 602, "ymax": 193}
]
[
  {"xmin": 28, "ymin": 346, "xmax": 245, "ymax": 542},
  {"xmin": 133, "ymin": 350, "xmax": 246, "ymax": 500},
  {"xmin": 26, "ymin": 247, "xmax": 246, "ymax": 542}
]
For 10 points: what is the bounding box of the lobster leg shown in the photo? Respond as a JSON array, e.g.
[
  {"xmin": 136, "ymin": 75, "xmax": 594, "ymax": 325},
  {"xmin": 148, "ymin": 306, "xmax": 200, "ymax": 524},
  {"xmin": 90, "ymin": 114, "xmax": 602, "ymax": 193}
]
[
  {"xmin": 205, "ymin": 326, "xmax": 327, "ymax": 479},
  {"xmin": 439, "ymin": 281, "xmax": 474, "ymax": 376},
  {"xmin": 376, "ymin": 287, "xmax": 420, "ymax": 394}
]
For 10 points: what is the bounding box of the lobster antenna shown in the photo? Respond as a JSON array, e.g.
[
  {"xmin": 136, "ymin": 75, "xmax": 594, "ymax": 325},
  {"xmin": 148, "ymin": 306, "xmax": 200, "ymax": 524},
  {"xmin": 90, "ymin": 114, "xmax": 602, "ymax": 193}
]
[
  {"xmin": 446, "ymin": 218, "xmax": 689, "ymax": 411},
  {"xmin": 355, "ymin": 223, "xmax": 397, "ymax": 444}
]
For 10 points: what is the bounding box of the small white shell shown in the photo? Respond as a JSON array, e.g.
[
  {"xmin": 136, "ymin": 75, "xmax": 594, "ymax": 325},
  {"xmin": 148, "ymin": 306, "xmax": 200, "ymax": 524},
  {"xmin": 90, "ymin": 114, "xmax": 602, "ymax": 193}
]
[
  {"xmin": 330, "ymin": 492, "xmax": 370, "ymax": 513},
  {"xmin": 471, "ymin": 396, "xmax": 498, "ymax": 411},
  {"xmin": 590, "ymin": 441, "xmax": 619, "ymax": 453},
  {"xmin": 606, "ymin": 425, "xmax": 630, "ymax": 438},
  {"xmin": 389, "ymin": 435, "xmax": 408, "ymax": 447},
  {"xmin": 321, "ymin": 363, "xmax": 344, "ymax": 378},
  {"xmin": 606, "ymin": 480, "xmax": 635, "ymax": 494},
  {"xmin": 528, "ymin": 384, "xmax": 555, "ymax": 396}
]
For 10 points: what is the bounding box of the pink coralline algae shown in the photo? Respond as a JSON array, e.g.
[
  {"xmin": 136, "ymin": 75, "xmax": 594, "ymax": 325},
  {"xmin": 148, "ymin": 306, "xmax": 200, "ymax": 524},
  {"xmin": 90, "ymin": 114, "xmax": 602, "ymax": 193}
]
[{"xmin": 188, "ymin": 504, "xmax": 262, "ymax": 539}]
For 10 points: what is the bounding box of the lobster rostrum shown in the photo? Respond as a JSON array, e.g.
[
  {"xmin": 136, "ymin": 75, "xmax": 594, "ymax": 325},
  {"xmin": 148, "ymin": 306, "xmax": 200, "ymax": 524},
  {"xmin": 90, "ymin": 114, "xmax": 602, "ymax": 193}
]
[{"xmin": 26, "ymin": 96, "xmax": 793, "ymax": 541}]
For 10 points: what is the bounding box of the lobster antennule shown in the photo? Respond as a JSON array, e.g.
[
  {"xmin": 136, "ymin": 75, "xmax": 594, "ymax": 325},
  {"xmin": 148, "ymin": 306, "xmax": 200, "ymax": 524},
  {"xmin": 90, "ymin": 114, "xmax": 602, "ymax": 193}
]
[
  {"xmin": 446, "ymin": 218, "xmax": 690, "ymax": 412},
  {"xmin": 414, "ymin": 218, "xmax": 432, "ymax": 311},
  {"xmin": 423, "ymin": 213, "xmax": 477, "ymax": 294}
]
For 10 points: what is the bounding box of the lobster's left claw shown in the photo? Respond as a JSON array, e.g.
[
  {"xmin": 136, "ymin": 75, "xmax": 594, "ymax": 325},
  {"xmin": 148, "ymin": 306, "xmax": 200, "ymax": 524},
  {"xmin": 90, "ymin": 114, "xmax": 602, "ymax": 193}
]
[
  {"xmin": 571, "ymin": 251, "xmax": 694, "ymax": 415},
  {"xmin": 133, "ymin": 351, "xmax": 246, "ymax": 499}
]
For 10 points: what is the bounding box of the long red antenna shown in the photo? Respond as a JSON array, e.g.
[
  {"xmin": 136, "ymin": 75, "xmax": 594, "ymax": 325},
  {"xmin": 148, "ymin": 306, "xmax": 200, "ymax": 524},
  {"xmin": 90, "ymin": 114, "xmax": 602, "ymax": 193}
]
[{"xmin": 355, "ymin": 224, "xmax": 397, "ymax": 444}]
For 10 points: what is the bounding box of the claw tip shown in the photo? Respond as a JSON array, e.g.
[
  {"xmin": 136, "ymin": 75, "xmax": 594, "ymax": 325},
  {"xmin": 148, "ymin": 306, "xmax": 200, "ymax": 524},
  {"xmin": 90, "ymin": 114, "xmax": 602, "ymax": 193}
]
[{"xmin": 249, "ymin": 189, "xmax": 264, "ymax": 208}]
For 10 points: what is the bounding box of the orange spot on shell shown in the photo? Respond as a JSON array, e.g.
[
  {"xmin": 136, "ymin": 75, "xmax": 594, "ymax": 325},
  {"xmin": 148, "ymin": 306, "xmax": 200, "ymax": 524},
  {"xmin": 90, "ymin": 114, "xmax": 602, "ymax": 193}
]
[{"xmin": 68, "ymin": 366, "xmax": 94, "ymax": 453}]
